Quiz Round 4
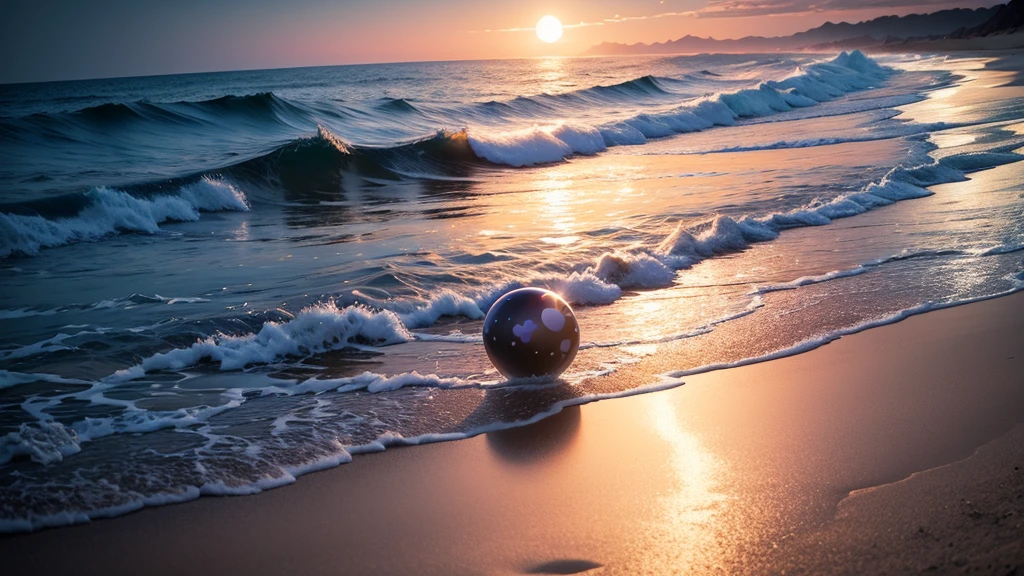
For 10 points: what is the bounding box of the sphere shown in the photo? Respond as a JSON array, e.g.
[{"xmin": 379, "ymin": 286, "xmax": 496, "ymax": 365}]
[{"xmin": 483, "ymin": 287, "xmax": 580, "ymax": 380}]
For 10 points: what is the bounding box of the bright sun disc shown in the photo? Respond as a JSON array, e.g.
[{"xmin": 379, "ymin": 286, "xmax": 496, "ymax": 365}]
[{"xmin": 536, "ymin": 15, "xmax": 563, "ymax": 43}]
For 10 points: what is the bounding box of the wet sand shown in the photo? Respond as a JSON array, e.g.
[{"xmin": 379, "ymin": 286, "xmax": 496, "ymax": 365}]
[{"xmin": 3, "ymin": 291, "xmax": 1022, "ymax": 574}]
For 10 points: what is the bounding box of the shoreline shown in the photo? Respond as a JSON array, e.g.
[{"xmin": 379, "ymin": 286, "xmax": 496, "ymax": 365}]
[{"xmin": 4, "ymin": 289, "xmax": 1022, "ymax": 574}]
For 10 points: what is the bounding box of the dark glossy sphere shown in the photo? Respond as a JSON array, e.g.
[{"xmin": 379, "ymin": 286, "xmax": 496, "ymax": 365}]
[{"xmin": 482, "ymin": 288, "xmax": 580, "ymax": 380}]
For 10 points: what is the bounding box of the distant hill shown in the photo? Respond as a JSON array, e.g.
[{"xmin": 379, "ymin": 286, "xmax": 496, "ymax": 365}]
[
  {"xmin": 875, "ymin": 0, "xmax": 1024, "ymax": 51},
  {"xmin": 584, "ymin": 6, "xmax": 1002, "ymax": 55},
  {"xmin": 968, "ymin": 0, "xmax": 1024, "ymax": 35}
]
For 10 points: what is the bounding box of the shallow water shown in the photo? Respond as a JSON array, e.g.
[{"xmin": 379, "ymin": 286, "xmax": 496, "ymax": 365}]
[{"xmin": 2, "ymin": 51, "xmax": 1024, "ymax": 532}]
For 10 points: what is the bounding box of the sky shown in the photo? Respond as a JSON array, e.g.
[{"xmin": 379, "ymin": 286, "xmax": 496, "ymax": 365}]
[{"xmin": 0, "ymin": 0, "xmax": 1003, "ymax": 84}]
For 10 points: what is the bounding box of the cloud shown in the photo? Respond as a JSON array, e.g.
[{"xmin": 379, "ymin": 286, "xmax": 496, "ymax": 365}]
[
  {"xmin": 473, "ymin": 0, "xmax": 991, "ymax": 32},
  {"xmin": 694, "ymin": 0, "xmax": 977, "ymax": 18}
]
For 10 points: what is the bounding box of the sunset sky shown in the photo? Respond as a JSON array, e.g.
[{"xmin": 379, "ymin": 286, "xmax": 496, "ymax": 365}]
[{"xmin": 1, "ymin": 0, "xmax": 1002, "ymax": 84}]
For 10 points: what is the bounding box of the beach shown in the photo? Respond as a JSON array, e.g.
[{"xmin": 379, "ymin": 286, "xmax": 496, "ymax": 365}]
[
  {"xmin": 3, "ymin": 288, "xmax": 1021, "ymax": 575},
  {"xmin": 3, "ymin": 42, "xmax": 1024, "ymax": 574}
]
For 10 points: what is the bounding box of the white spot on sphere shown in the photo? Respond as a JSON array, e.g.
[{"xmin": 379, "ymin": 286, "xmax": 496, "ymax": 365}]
[
  {"xmin": 560, "ymin": 339, "xmax": 571, "ymax": 353},
  {"xmin": 541, "ymin": 308, "xmax": 566, "ymax": 332}
]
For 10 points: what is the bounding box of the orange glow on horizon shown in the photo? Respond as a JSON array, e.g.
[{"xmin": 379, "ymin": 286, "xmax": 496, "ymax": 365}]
[{"xmin": 267, "ymin": 1, "xmax": 999, "ymax": 69}]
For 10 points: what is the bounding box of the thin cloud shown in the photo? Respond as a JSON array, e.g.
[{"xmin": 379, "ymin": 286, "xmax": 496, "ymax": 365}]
[{"xmin": 472, "ymin": 11, "xmax": 697, "ymax": 33}]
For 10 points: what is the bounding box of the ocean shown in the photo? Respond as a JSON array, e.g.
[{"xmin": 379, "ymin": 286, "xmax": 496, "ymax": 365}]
[{"xmin": 2, "ymin": 50, "xmax": 1023, "ymax": 532}]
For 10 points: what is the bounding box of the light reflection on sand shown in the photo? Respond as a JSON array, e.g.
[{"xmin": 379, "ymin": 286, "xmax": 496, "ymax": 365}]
[{"xmin": 636, "ymin": 392, "xmax": 729, "ymax": 572}]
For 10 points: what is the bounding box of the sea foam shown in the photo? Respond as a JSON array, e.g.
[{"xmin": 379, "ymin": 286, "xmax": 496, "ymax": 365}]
[
  {"xmin": 0, "ymin": 177, "xmax": 249, "ymax": 258},
  {"xmin": 108, "ymin": 302, "xmax": 412, "ymax": 380}
]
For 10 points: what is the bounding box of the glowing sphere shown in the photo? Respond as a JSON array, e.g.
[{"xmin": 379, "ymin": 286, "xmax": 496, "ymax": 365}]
[
  {"xmin": 483, "ymin": 287, "xmax": 580, "ymax": 380},
  {"xmin": 535, "ymin": 15, "xmax": 563, "ymax": 43}
]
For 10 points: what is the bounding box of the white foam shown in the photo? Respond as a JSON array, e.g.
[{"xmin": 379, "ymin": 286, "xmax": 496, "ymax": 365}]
[
  {"xmin": 593, "ymin": 251, "xmax": 677, "ymax": 288},
  {"xmin": 0, "ymin": 331, "xmax": 81, "ymax": 361},
  {"xmin": 108, "ymin": 302, "xmax": 412, "ymax": 379},
  {"xmin": 157, "ymin": 295, "xmax": 210, "ymax": 305},
  {"xmin": 465, "ymin": 271, "xmax": 623, "ymax": 311},
  {"xmin": 467, "ymin": 125, "xmax": 573, "ymax": 166},
  {"xmin": 550, "ymin": 122, "xmax": 607, "ymax": 155},
  {"xmin": 0, "ymin": 370, "xmax": 92, "ymax": 390},
  {"xmin": 656, "ymin": 214, "xmax": 777, "ymax": 264},
  {"xmin": 263, "ymin": 370, "xmax": 475, "ymax": 396},
  {"xmin": 543, "ymin": 270, "xmax": 623, "ymax": 304},
  {"xmin": 0, "ymin": 421, "xmax": 81, "ymax": 465},
  {"xmin": 0, "ymin": 177, "xmax": 249, "ymax": 258},
  {"xmin": 410, "ymin": 330, "xmax": 482, "ymax": 343},
  {"xmin": 69, "ymin": 401, "xmax": 243, "ymax": 444},
  {"xmin": 466, "ymin": 122, "xmax": 610, "ymax": 167},
  {"xmin": 394, "ymin": 290, "xmax": 485, "ymax": 329},
  {"xmin": 753, "ymin": 266, "xmax": 871, "ymax": 295}
]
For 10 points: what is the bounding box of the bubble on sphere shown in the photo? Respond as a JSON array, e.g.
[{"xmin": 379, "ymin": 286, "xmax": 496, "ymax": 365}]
[
  {"xmin": 541, "ymin": 308, "xmax": 566, "ymax": 332},
  {"xmin": 482, "ymin": 287, "xmax": 581, "ymax": 380}
]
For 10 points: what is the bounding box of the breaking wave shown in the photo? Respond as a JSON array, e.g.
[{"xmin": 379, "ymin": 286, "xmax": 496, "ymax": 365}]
[{"xmin": 0, "ymin": 177, "xmax": 250, "ymax": 258}]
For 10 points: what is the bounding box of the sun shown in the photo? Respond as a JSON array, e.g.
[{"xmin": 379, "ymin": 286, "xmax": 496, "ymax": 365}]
[{"xmin": 536, "ymin": 15, "xmax": 563, "ymax": 43}]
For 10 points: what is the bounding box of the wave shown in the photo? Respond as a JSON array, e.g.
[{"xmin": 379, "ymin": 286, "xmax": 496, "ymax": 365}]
[
  {"xmin": 107, "ymin": 302, "xmax": 412, "ymax": 380},
  {"xmin": 465, "ymin": 123, "xmax": 606, "ymax": 166},
  {"xmin": 0, "ymin": 51, "xmax": 901, "ymax": 245},
  {"xmin": 94, "ymin": 143, "xmax": 1024, "ymax": 380},
  {"xmin": 576, "ymin": 74, "xmax": 673, "ymax": 100},
  {"xmin": 449, "ymin": 50, "xmax": 893, "ymax": 166},
  {"xmin": 239, "ymin": 50, "xmax": 890, "ymax": 173},
  {"xmin": 650, "ymin": 150, "xmax": 1024, "ymax": 269},
  {"xmin": 374, "ymin": 97, "xmax": 421, "ymax": 113},
  {"xmin": 0, "ymin": 177, "xmax": 249, "ymax": 258},
  {"xmin": 18, "ymin": 92, "xmax": 308, "ymax": 128},
  {"xmin": 0, "ymin": 293, "xmax": 208, "ymax": 321},
  {"xmin": 4, "ymin": 51, "xmax": 896, "ymax": 185},
  {"xmin": 0, "ymin": 124, "xmax": 486, "ymax": 258}
]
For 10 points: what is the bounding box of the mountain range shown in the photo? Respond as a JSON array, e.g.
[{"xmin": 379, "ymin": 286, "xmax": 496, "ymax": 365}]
[{"xmin": 584, "ymin": 5, "xmax": 1008, "ymax": 55}]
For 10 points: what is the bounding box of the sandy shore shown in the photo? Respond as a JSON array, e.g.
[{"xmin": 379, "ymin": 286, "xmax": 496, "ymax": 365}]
[{"xmin": 3, "ymin": 291, "xmax": 1023, "ymax": 574}]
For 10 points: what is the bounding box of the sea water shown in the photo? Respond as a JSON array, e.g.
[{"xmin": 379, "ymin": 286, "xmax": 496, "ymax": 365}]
[{"xmin": 2, "ymin": 51, "xmax": 1024, "ymax": 531}]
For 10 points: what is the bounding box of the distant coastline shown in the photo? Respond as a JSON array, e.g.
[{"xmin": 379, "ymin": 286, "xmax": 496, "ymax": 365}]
[{"xmin": 584, "ymin": 3, "xmax": 1024, "ymax": 55}]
